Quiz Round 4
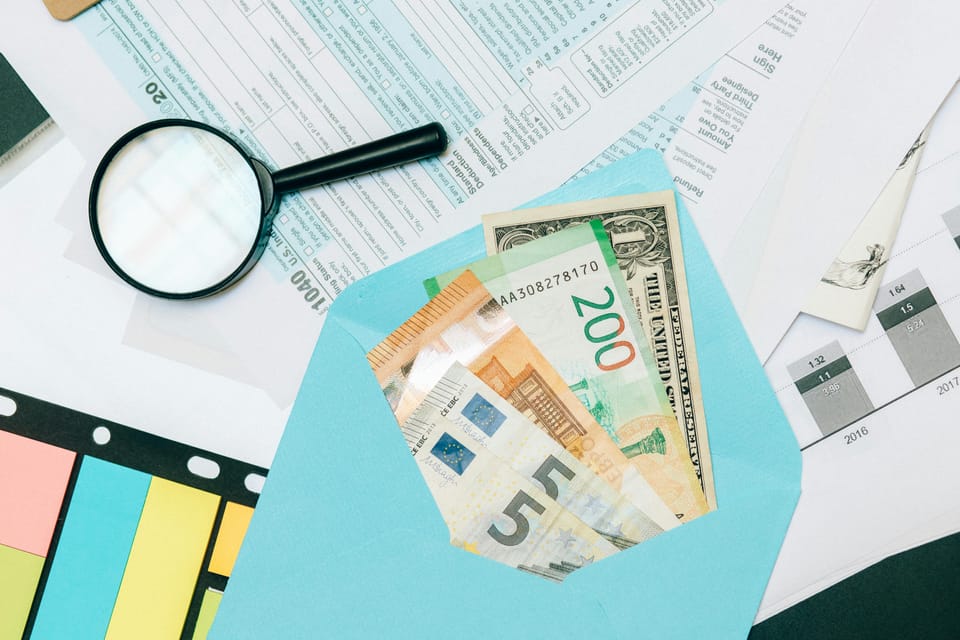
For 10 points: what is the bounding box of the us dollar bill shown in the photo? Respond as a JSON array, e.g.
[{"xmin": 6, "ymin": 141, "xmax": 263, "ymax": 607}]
[{"xmin": 482, "ymin": 192, "xmax": 716, "ymax": 509}]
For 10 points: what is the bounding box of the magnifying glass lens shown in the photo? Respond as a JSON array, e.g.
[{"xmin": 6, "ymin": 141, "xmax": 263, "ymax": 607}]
[{"xmin": 93, "ymin": 125, "xmax": 263, "ymax": 296}]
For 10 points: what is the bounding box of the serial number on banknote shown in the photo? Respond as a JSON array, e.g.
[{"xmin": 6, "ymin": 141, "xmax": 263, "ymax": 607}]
[{"xmin": 497, "ymin": 261, "xmax": 600, "ymax": 306}]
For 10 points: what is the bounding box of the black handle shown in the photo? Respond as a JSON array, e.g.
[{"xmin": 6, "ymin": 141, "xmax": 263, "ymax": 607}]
[{"xmin": 272, "ymin": 122, "xmax": 447, "ymax": 194}]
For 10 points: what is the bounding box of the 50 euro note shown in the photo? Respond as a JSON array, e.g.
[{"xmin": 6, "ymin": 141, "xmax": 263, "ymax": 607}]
[
  {"xmin": 427, "ymin": 362, "xmax": 664, "ymax": 547},
  {"xmin": 482, "ymin": 194, "xmax": 716, "ymax": 510},
  {"xmin": 426, "ymin": 220, "xmax": 707, "ymax": 522},
  {"xmin": 402, "ymin": 392, "xmax": 618, "ymax": 582},
  {"xmin": 367, "ymin": 270, "xmax": 678, "ymax": 530}
]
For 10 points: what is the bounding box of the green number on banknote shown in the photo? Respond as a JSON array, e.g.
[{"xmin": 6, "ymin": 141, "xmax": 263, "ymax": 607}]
[
  {"xmin": 487, "ymin": 491, "xmax": 546, "ymax": 547},
  {"xmin": 531, "ymin": 456, "xmax": 576, "ymax": 500},
  {"xmin": 572, "ymin": 287, "xmax": 637, "ymax": 371},
  {"xmin": 571, "ymin": 286, "xmax": 615, "ymax": 316}
]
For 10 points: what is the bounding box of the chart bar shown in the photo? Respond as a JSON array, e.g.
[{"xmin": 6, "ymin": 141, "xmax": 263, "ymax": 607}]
[
  {"xmin": 788, "ymin": 341, "xmax": 874, "ymax": 437},
  {"xmin": 875, "ymin": 269, "xmax": 960, "ymax": 386},
  {"xmin": 942, "ymin": 206, "xmax": 960, "ymax": 249}
]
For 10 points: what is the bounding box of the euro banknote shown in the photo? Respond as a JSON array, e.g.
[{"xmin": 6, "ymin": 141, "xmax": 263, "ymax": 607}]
[
  {"xmin": 426, "ymin": 362, "xmax": 665, "ymax": 547},
  {"xmin": 367, "ymin": 270, "xmax": 678, "ymax": 529},
  {"xmin": 403, "ymin": 390, "xmax": 618, "ymax": 582}
]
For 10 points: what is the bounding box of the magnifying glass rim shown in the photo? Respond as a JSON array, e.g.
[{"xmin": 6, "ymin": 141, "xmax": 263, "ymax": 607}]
[{"xmin": 89, "ymin": 118, "xmax": 269, "ymax": 300}]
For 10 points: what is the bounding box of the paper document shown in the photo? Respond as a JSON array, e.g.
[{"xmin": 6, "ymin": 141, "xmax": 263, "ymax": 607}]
[
  {"xmin": 739, "ymin": 0, "xmax": 960, "ymax": 360},
  {"xmin": 757, "ymin": 150, "xmax": 960, "ymax": 621},
  {"xmin": 575, "ymin": 0, "xmax": 874, "ymax": 260},
  {"xmin": 68, "ymin": 0, "xmax": 784, "ymax": 406}
]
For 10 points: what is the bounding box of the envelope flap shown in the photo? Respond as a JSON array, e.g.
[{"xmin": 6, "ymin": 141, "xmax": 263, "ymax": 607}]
[{"xmin": 329, "ymin": 226, "xmax": 485, "ymax": 352}]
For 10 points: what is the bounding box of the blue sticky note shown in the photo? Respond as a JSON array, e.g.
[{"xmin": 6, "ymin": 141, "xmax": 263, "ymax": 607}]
[
  {"xmin": 212, "ymin": 150, "xmax": 801, "ymax": 639},
  {"xmin": 32, "ymin": 457, "xmax": 151, "ymax": 638}
]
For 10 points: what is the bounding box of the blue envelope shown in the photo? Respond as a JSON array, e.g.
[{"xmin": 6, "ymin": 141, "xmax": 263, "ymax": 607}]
[{"xmin": 211, "ymin": 150, "xmax": 801, "ymax": 639}]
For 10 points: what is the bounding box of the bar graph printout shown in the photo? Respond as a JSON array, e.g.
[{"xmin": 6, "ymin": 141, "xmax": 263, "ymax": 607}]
[{"xmin": 757, "ymin": 161, "xmax": 960, "ymax": 621}]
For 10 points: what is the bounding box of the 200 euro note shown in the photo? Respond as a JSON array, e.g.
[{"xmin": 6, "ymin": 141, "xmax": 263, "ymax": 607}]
[
  {"xmin": 403, "ymin": 395, "xmax": 618, "ymax": 582},
  {"xmin": 367, "ymin": 271, "xmax": 678, "ymax": 529},
  {"xmin": 427, "ymin": 362, "xmax": 664, "ymax": 547},
  {"xmin": 482, "ymin": 194, "xmax": 715, "ymax": 510},
  {"xmin": 426, "ymin": 221, "xmax": 707, "ymax": 522}
]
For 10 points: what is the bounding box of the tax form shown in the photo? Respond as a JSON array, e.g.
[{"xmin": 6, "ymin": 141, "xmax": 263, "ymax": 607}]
[
  {"xmin": 69, "ymin": 0, "xmax": 784, "ymax": 407},
  {"xmin": 574, "ymin": 0, "xmax": 874, "ymax": 257}
]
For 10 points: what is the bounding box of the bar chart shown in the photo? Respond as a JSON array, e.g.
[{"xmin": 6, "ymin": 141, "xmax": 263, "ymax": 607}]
[
  {"xmin": 874, "ymin": 269, "xmax": 960, "ymax": 386},
  {"xmin": 787, "ymin": 341, "xmax": 874, "ymax": 437},
  {"xmin": 769, "ymin": 198, "xmax": 960, "ymax": 450}
]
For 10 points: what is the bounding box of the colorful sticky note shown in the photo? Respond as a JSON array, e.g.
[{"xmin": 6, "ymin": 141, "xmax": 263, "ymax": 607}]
[
  {"xmin": 208, "ymin": 502, "xmax": 254, "ymax": 578},
  {"xmin": 193, "ymin": 589, "xmax": 224, "ymax": 640},
  {"xmin": 106, "ymin": 477, "xmax": 218, "ymax": 639},
  {"xmin": 0, "ymin": 543, "xmax": 44, "ymax": 639},
  {"xmin": 0, "ymin": 430, "xmax": 75, "ymax": 556},
  {"xmin": 32, "ymin": 457, "xmax": 151, "ymax": 638}
]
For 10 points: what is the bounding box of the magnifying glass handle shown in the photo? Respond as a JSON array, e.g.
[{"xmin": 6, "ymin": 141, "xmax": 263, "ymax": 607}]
[{"xmin": 272, "ymin": 122, "xmax": 447, "ymax": 194}]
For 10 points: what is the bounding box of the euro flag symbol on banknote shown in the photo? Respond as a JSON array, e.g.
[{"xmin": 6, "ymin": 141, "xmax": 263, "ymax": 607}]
[
  {"xmin": 462, "ymin": 394, "xmax": 507, "ymax": 436},
  {"xmin": 431, "ymin": 433, "xmax": 476, "ymax": 475}
]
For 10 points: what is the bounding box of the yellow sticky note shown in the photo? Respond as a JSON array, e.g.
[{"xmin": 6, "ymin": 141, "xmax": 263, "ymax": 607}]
[
  {"xmin": 209, "ymin": 501, "xmax": 254, "ymax": 578},
  {"xmin": 106, "ymin": 477, "xmax": 218, "ymax": 639},
  {"xmin": 192, "ymin": 588, "xmax": 224, "ymax": 640},
  {"xmin": 0, "ymin": 544, "xmax": 44, "ymax": 639}
]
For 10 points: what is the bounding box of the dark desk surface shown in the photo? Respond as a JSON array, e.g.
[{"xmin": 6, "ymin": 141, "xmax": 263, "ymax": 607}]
[{"xmin": 750, "ymin": 531, "xmax": 960, "ymax": 639}]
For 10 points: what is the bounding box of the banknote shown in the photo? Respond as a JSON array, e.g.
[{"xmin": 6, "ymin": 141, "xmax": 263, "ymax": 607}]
[
  {"xmin": 402, "ymin": 392, "xmax": 619, "ymax": 581},
  {"xmin": 426, "ymin": 362, "xmax": 665, "ymax": 547},
  {"xmin": 368, "ymin": 270, "xmax": 679, "ymax": 529},
  {"xmin": 482, "ymin": 193, "xmax": 716, "ymax": 510},
  {"xmin": 426, "ymin": 221, "xmax": 707, "ymax": 522},
  {"xmin": 804, "ymin": 125, "xmax": 931, "ymax": 330}
]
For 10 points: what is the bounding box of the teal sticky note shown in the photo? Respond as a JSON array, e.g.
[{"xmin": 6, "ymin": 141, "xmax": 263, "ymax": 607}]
[
  {"xmin": 32, "ymin": 456, "xmax": 150, "ymax": 638},
  {"xmin": 212, "ymin": 150, "xmax": 801, "ymax": 639}
]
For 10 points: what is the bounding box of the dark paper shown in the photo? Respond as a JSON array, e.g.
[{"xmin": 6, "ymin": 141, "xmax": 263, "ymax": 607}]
[
  {"xmin": 750, "ymin": 532, "xmax": 960, "ymax": 639},
  {"xmin": 0, "ymin": 53, "xmax": 50, "ymax": 157}
]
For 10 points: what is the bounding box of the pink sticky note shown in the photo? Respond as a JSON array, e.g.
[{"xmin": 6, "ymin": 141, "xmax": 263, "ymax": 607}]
[{"xmin": 0, "ymin": 431, "xmax": 75, "ymax": 556}]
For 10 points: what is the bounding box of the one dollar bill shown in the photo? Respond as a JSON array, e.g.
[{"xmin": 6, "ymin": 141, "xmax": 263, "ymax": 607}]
[{"xmin": 482, "ymin": 192, "xmax": 716, "ymax": 509}]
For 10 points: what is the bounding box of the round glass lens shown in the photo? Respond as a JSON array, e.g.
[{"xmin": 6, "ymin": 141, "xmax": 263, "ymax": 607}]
[{"xmin": 93, "ymin": 125, "xmax": 263, "ymax": 295}]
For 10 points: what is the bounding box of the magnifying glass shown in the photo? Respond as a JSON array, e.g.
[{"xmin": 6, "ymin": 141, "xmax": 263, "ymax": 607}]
[{"xmin": 89, "ymin": 119, "xmax": 447, "ymax": 299}]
